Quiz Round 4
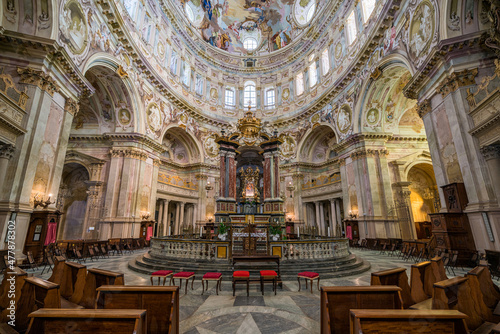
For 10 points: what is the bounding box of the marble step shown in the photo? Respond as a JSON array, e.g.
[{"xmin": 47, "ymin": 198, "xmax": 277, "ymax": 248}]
[{"xmin": 128, "ymin": 253, "xmax": 371, "ymax": 279}]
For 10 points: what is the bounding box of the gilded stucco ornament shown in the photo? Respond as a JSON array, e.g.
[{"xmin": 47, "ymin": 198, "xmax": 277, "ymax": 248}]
[
  {"xmin": 366, "ymin": 108, "xmax": 380, "ymax": 126},
  {"xmin": 336, "ymin": 105, "xmax": 352, "ymax": 134},
  {"xmin": 147, "ymin": 103, "xmax": 162, "ymax": 133}
]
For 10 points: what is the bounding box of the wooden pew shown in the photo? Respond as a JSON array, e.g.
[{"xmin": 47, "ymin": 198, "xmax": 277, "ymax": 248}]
[
  {"xmin": 320, "ymin": 286, "xmax": 403, "ymax": 334},
  {"xmin": 371, "ymin": 268, "xmax": 414, "ymax": 309},
  {"xmin": 349, "ymin": 309, "xmax": 468, "ymax": 334},
  {"xmin": 26, "ymin": 309, "xmax": 146, "ymax": 334},
  {"xmin": 410, "ymin": 261, "xmax": 433, "ymax": 305},
  {"xmin": 15, "ymin": 277, "xmax": 61, "ymax": 332},
  {"xmin": 47, "ymin": 256, "xmax": 67, "ymax": 285},
  {"xmin": 467, "ymin": 266, "xmax": 500, "ymax": 309},
  {"xmin": 0, "ymin": 267, "xmax": 27, "ymax": 322},
  {"xmin": 96, "ymin": 285, "xmax": 179, "ymax": 334},
  {"xmin": 430, "ymin": 256, "xmax": 448, "ymax": 282},
  {"xmin": 79, "ymin": 268, "xmax": 124, "ymax": 309},
  {"xmin": 60, "ymin": 261, "xmax": 87, "ymax": 304},
  {"xmin": 433, "ymin": 276, "xmax": 492, "ymax": 330}
]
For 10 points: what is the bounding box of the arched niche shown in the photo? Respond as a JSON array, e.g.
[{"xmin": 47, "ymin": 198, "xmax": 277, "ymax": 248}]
[
  {"xmin": 297, "ymin": 124, "xmax": 337, "ymax": 163},
  {"xmin": 162, "ymin": 126, "xmax": 202, "ymax": 164},
  {"xmin": 58, "ymin": 162, "xmax": 90, "ymax": 240},
  {"xmin": 72, "ymin": 60, "xmax": 140, "ymax": 135}
]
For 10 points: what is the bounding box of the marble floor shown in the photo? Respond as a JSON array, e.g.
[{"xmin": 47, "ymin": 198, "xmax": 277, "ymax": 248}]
[{"xmin": 16, "ymin": 249, "xmax": 476, "ymax": 333}]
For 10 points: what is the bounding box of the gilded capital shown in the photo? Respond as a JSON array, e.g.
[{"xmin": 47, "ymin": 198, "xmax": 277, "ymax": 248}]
[
  {"xmin": 436, "ymin": 68, "xmax": 478, "ymax": 98},
  {"xmin": 417, "ymin": 99, "xmax": 432, "ymax": 118},
  {"xmin": 64, "ymin": 98, "xmax": 79, "ymax": 116},
  {"xmin": 17, "ymin": 67, "xmax": 59, "ymax": 96}
]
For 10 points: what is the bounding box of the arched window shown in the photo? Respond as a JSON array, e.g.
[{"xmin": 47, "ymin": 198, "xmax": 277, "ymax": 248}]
[
  {"xmin": 182, "ymin": 63, "xmax": 191, "ymax": 87},
  {"xmin": 225, "ymin": 88, "xmax": 235, "ymax": 107},
  {"xmin": 296, "ymin": 73, "xmax": 304, "ymax": 96},
  {"xmin": 265, "ymin": 88, "xmax": 275, "ymax": 109},
  {"xmin": 243, "ymin": 37, "xmax": 258, "ymax": 51},
  {"xmin": 244, "ymin": 82, "xmax": 256, "ymax": 108},
  {"xmin": 346, "ymin": 10, "xmax": 357, "ymax": 45},
  {"xmin": 362, "ymin": 0, "xmax": 376, "ymax": 23},
  {"xmin": 321, "ymin": 49, "xmax": 330, "ymax": 75},
  {"xmin": 309, "ymin": 59, "xmax": 317, "ymax": 87}
]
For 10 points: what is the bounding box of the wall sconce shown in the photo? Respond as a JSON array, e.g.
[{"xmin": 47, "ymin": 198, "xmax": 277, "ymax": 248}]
[
  {"xmin": 286, "ymin": 181, "xmax": 295, "ymax": 198},
  {"xmin": 34, "ymin": 193, "xmax": 54, "ymax": 209},
  {"xmin": 205, "ymin": 180, "xmax": 213, "ymax": 197},
  {"xmin": 348, "ymin": 210, "xmax": 358, "ymax": 219},
  {"xmin": 141, "ymin": 211, "xmax": 151, "ymax": 220}
]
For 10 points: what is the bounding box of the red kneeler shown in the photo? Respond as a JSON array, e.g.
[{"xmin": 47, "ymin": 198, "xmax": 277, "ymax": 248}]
[
  {"xmin": 233, "ymin": 271, "xmax": 250, "ymax": 296},
  {"xmin": 170, "ymin": 271, "xmax": 196, "ymax": 294},
  {"xmin": 202, "ymin": 272, "xmax": 222, "ymax": 295},
  {"xmin": 260, "ymin": 270, "xmax": 278, "ymax": 295},
  {"xmin": 297, "ymin": 271, "xmax": 320, "ymax": 293}
]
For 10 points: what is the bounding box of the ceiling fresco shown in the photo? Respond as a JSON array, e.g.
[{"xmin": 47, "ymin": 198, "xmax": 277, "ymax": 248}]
[{"xmin": 182, "ymin": 0, "xmax": 315, "ymax": 53}]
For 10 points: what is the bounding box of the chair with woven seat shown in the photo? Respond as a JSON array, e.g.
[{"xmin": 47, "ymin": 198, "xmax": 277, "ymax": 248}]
[
  {"xmin": 170, "ymin": 271, "xmax": 196, "ymax": 294},
  {"xmin": 260, "ymin": 270, "xmax": 277, "ymax": 295},
  {"xmin": 233, "ymin": 271, "xmax": 250, "ymax": 296},
  {"xmin": 150, "ymin": 270, "xmax": 173, "ymax": 285},
  {"xmin": 201, "ymin": 272, "xmax": 222, "ymax": 295},
  {"xmin": 297, "ymin": 271, "xmax": 320, "ymax": 293}
]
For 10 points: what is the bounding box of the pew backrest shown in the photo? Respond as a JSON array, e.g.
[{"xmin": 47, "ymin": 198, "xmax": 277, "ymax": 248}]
[
  {"xmin": 371, "ymin": 267, "xmax": 414, "ymax": 308},
  {"xmin": 96, "ymin": 285, "xmax": 179, "ymax": 334},
  {"xmin": 79, "ymin": 268, "xmax": 124, "ymax": 309},
  {"xmin": 349, "ymin": 309, "xmax": 468, "ymax": 334},
  {"xmin": 26, "ymin": 308, "xmax": 146, "ymax": 334},
  {"xmin": 320, "ymin": 286, "xmax": 403, "ymax": 334}
]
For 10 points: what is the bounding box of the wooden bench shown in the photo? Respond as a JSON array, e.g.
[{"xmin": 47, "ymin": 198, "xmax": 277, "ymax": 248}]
[
  {"xmin": 79, "ymin": 268, "xmax": 124, "ymax": 309},
  {"xmin": 60, "ymin": 261, "xmax": 87, "ymax": 304},
  {"xmin": 432, "ymin": 276, "xmax": 492, "ymax": 330},
  {"xmin": 96, "ymin": 285, "xmax": 179, "ymax": 334},
  {"xmin": 26, "ymin": 308, "xmax": 146, "ymax": 334},
  {"xmin": 47, "ymin": 256, "xmax": 67, "ymax": 285},
  {"xmin": 15, "ymin": 277, "xmax": 61, "ymax": 332},
  {"xmin": 0, "ymin": 267, "xmax": 27, "ymax": 316},
  {"xmin": 410, "ymin": 261, "xmax": 433, "ymax": 305},
  {"xmin": 320, "ymin": 286, "xmax": 403, "ymax": 334},
  {"xmin": 371, "ymin": 267, "xmax": 414, "ymax": 308},
  {"xmin": 348, "ymin": 309, "xmax": 468, "ymax": 334},
  {"xmin": 467, "ymin": 266, "xmax": 500, "ymax": 309},
  {"xmin": 430, "ymin": 256, "xmax": 448, "ymax": 282},
  {"xmin": 0, "ymin": 323, "xmax": 19, "ymax": 334}
]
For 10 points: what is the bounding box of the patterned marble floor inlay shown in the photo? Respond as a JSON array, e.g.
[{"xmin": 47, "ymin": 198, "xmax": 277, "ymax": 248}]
[{"xmin": 14, "ymin": 248, "xmax": 477, "ymax": 333}]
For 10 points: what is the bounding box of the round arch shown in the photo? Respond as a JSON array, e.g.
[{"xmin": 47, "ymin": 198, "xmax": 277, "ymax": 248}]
[
  {"xmin": 296, "ymin": 124, "xmax": 337, "ymax": 163},
  {"xmin": 82, "ymin": 54, "xmax": 145, "ymax": 134},
  {"xmin": 162, "ymin": 124, "xmax": 204, "ymax": 164}
]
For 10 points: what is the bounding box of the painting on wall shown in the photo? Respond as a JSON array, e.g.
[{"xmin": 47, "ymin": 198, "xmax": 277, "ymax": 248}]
[
  {"xmin": 182, "ymin": 0, "xmax": 299, "ymax": 53},
  {"xmin": 60, "ymin": 0, "xmax": 88, "ymax": 54}
]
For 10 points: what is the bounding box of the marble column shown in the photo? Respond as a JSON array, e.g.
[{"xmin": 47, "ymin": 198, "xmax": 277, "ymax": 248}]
[
  {"xmin": 179, "ymin": 202, "xmax": 185, "ymax": 234},
  {"xmin": 330, "ymin": 199, "xmax": 337, "ymax": 236},
  {"xmin": 0, "ymin": 144, "xmax": 15, "ymax": 192},
  {"xmin": 162, "ymin": 200, "xmax": 170, "ymax": 236},
  {"xmin": 335, "ymin": 199, "xmax": 342, "ymax": 236},
  {"xmin": 158, "ymin": 199, "xmax": 164, "ymax": 237},
  {"xmin": 315, "ymin": 202, "xmax": 320, "ymax": 235},
  {"xmin": 319, "ymin": 202, "xmax": 325, "ymax": 236},
  {"xmin": 192, "ymin": 204, "xmax": 197, "ymax": 229},
  {"xmin": 174, "ymin": 202, "xmax": 180, "ymax": 235},
  {"xmin": 482, "ymin": 145, "xmax": 500, "ymax": 206}
]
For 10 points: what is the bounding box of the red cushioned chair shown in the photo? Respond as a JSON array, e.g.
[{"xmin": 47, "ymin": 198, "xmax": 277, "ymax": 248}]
[
  {"xmin": 233, "ymin": 270, "xmax": 250, "ymax": 296},
  {"xmin": 150, "ymin": 270, "xmax": 173, "ymax": 286},
  {"xmin": 201, "ymin": 272, "xmax": 222, "ymax": 295},
  {"xmin": 297, "ymin": 271, "xmax": 320, "ymax": 293},
  {"xmin": 260, "ymin": 270, "xmax": 278, "ymax": 295},
  {"xmin": 170, "ymin": 271, "xmax": 196, "ymax": 294}
]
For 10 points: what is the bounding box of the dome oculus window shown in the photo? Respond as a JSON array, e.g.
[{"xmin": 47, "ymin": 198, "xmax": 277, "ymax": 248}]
[
  {"xmin": 294, "ymin": 0, "xmax": 316, "ymax": 26},
  {"xmin": 243, "ymin": 37, "xmax": 258, "ymax": 51}
]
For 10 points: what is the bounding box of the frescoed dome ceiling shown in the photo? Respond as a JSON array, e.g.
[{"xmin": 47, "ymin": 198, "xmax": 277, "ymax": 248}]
[{"xmin": 181, "ymin": 0, "xmax": 316, "ymax": 54}]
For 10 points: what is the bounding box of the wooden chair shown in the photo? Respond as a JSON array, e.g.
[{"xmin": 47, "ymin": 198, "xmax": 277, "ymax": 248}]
[
  {"xmin": 320, "ymin": 286, "xmax": 403, "ymax": 334},
  {"xmin": 41, "ymin": 249, "xmax": 54, "ymax": 275},
  {"xmin": 348, "ymin": 309, "xmax": 469, "ymax": 334},
  {"xmin": 96, "ymin": 285, "xmax": 180, "ymax": 334},
  {"xmin": 370, "ymin": 267, "xmax": 414, "ymax": 309},
  {"xmin": 26, "ymin": 309, "xmax": 146, "ymax": 334},
  {"xmin": 260, "ymin": 270, "xmax": 277, "ymax": 296},
  {"xmin": 79, "ymin": 268, "xmax": 124, "ymax": 309},
  {"xmin": 170, "ymin": 272, "xmax": 195, "ymax": 294},
  {"xmin": 233, "ymin": 271, "xmax": 250, "ymax": 297},
  {"xmin": 201, "ymin": 273, "xmax": 222, "ymax": 295}
]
